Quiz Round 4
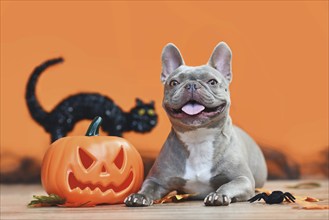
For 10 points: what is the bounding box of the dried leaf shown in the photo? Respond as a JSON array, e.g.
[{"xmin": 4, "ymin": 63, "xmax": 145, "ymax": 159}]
[
  {"xmin": 28, "ymin": 194, "xmax": 94, "ymax": 208},
  {"xmin": 254, "ymin": 188, "xmax": 328, "ymax": 210},
  {"xmin": 154, "ymin": 191, "xmax": 197, "ymax": 204},
  {"xmin": 294, "ymin": 199, "xmax": 329, "ymax": 210},
  {"xmin": 294, "ymin": 195, "xmax": 321, "ymax": 202},
  {"xmin": 175, "ymin": 194, "xmax": 185, "ymax": 200},
  {"xmin": 154, "ymin": 191, "xmax": 177, "ymax": 204},
  {"xmin": 28, "ymin": 194, "xmax": 66, "ymax": 207},
  {"xmin": 302, "ymin": 205, "xmax": 329, "ymax": 210},
  {"xmin": 174, "ymin": 193, "xmax": 195, "ymax": 201},
  {"xmin": 304, "ymin": 197, "xmax": 320, "ymax": 202},
  {"xmin": 286, "ymin": 182, "xmax": 321, "ymax": 189}
]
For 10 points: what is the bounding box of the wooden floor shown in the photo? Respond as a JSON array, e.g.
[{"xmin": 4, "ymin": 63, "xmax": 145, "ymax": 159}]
[{"xmin": 1, "ymin": 180, "xmax": 328, "ymax": 220}]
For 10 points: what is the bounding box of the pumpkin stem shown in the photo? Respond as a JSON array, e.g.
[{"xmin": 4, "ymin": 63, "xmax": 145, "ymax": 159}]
[{"xmin": 85, "ymin": 116, "xmax": 102, "ymax": 136}]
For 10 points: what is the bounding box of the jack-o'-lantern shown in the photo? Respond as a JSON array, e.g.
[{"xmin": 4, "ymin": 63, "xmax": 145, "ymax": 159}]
[{"xmin": 41, "ymin": 117, "xmax": 144, "ymax": 205}]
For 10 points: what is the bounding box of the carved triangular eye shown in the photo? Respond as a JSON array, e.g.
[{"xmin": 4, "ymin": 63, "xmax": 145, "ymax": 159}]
[
  {"xmin": 78, "ymin": 148, "xmax": 95, "ymax": 170},
  {"xmin": 114, "ymin": 147, "xmax": 124, "ymax": 170}
]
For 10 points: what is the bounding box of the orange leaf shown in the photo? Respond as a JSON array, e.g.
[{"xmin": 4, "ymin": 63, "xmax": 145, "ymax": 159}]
[
  {"xmin": 294, "ymin": 197, "xmax": 329, "ymax": 210},
  {"xmin": 286, "ymin": 182, "xmax": 321, "ymax": 189},
  {"xmin": 154, "ymin": 191, "xmax": 177, "ymax": 204},
  {"xmin": 302, "ymin": 205, "xmax": 329, "ymax": 210},
  {"xmin": 154, "ymin": 191, "xmax": 197, "ymax": 204},
  {"xmin": 294, "ymin": 200, "xmax": 329, "ymax": 210},
  {"xmin": 304, "ymin": 197, "xmax": 320, "ymax": 202},
  {"xmin": 294, "ymin": 195, "xmax": 320, "ymax": 203},
  {"xmin": 253, "ymin": 188, "xmax": 328, "ymax": 210}
]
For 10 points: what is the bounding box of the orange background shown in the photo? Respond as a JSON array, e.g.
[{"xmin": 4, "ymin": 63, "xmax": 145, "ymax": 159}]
[{"xmin": 1, "ymin": 1, "xmax": 328, "ymax": 176}]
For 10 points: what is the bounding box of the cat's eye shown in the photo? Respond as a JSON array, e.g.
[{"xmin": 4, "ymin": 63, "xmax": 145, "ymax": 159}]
[
  {"xmin": 169, "ymin": 80, "xmax": 180, "ymax": 87},
  {"xmin": 208, "ymin": 79, "xmax": 218, "ymax": 85},
  {"xmin": 138, "ymin": 109, "xmax": 145, "ymax": 116},
  {"xmin": 147, "ymin": 109, "xmax": 155, "ymax": 116}
]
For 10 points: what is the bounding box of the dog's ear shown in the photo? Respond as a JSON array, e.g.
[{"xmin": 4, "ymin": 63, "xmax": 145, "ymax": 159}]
[
  {"xmin": 161, "ymin": 43, "xmax": 185, "ymax": 84},
  {"xmin": 208, "ymin": 42, "xmax": 232, "ymax": 83}
]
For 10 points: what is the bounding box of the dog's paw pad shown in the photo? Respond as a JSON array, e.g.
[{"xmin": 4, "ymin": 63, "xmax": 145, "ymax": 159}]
[{"xmin": 124, "ymin": 194, "xmax": 153, "ymax": 207}]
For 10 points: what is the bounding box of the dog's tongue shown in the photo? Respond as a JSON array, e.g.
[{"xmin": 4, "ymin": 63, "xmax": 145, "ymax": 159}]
[{"xmin": 182, "ymin": 103, "xmax": 205, "ymax": 115}]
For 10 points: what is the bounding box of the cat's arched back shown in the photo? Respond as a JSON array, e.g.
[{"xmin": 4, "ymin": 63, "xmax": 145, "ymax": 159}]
[{"xmin": 26, "ymin": 58, "xmax": 158, "ymax": 142}]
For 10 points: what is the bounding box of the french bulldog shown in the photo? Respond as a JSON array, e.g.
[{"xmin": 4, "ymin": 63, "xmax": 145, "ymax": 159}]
[{"xmin": 125, "ymin": 42, "xmax": 267, "ymax": 207}]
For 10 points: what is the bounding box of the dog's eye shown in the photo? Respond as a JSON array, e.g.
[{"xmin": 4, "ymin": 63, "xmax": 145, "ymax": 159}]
[
  {"xmin": 208, "ymin": 79, "xmax": 218, "ymax": 85},
  {"xmin": 169, "ymin": 80, "xmax": 180, "ymax": 87}
]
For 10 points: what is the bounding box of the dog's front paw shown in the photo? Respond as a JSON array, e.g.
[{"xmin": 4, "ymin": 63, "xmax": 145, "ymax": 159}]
[
  {"xmin": 204, "ymin": 192, "xmax": 231, "ymax": 206},
  {"xmin": 124, "ymin": 193, "xmax": 153, "ymax": 207}
]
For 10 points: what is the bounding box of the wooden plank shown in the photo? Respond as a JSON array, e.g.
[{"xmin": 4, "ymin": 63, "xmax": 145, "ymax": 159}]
[{"xmin": 1, "ymin": 180, "xmax": 328, "ymax": 220}]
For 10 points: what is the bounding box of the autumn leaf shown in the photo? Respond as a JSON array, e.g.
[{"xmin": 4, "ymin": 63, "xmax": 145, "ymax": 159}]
[
  {"xmin": 286, "ymin": 182, "xmax": 321, "ymax": 189},
  {"xmin": 254, "ymin": 187, "xmax": 328, "ymax": 210},
  {"xmin": 28, "ymin": 194, "xmax": 66, "ymax": 207},
  {"xmin": 293, "ymin": 195, "xmax": 328, "ymax": 209},
  {"xmin": 28, "ymin": 194, "xmax": 94, "ymax": 208},
  {"xmin": 304, "ymin": 197, "xmax": 320, "ymax": 202},
  {"xmin": 301, "ymin": 205, "xmax": 329, "ymax": 210},
  {"xmin": 154, "ymin": 191, "xmax": 197, "ymax": 204},
  {"xmin": 294, "ymin": 199, "xmax": 329, "ymax": 210},
  {"xmin": 294, "ymin": 195, "xmax": 320, "ymax": 203}
]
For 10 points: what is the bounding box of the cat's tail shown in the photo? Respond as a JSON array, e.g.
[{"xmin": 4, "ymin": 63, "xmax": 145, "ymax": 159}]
[{"xmin": 25, "ymin": 57, "xmax": 64, "ymax": 126}]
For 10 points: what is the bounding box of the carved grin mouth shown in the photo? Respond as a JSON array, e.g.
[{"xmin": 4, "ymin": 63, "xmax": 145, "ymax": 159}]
[
  {"xmin": 169, "ymin": 101, "xmax": 226, "ymax": 117},
  {"xmin": 68, "ymin": 171, "xmax": 133, "ymax": 193}
]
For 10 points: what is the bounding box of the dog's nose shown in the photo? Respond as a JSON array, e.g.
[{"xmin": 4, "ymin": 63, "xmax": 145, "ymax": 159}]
[{"xmin": 185, "ymin": 83, "xmax": 198, "ymax": 92}]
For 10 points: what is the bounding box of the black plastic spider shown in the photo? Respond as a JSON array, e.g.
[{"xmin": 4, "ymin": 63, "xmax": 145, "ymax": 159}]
[{"xmin": 248, "ymin": 191, "xmax": 296, "ymax": 204}]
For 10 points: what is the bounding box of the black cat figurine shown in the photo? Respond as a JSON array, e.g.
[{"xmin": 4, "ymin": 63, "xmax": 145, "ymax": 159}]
[{"xmin": 26, "ymin": 57, "xmax": 158, "ymax": 142}]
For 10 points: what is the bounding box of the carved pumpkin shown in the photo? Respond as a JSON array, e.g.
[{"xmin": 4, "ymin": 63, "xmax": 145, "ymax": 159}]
[{"xmin": 41, "ymin": 117, "xmax": 144, "ymax": 205}]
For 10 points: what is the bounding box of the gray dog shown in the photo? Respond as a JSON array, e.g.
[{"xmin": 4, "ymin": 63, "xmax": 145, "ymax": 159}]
[{"xmin": 125, "ymin": 42, "xmax": 267, "ymax": 207}]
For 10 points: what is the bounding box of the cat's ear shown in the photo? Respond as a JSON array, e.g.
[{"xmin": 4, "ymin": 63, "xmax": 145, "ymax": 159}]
[
  {"xmin": 149, "ymin": 101, "xmax": 155, "ymax": 107},
  {"xmin": 161, "ymin": 43, "xmax": 185, "ymax": 84},
  {"xmin": 208, "ymin": 42, "xmax": 232, "ymax": 83},
  {"xmin": 136, "ymin": 98, "xmax": 143, "ymax": 106}
]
